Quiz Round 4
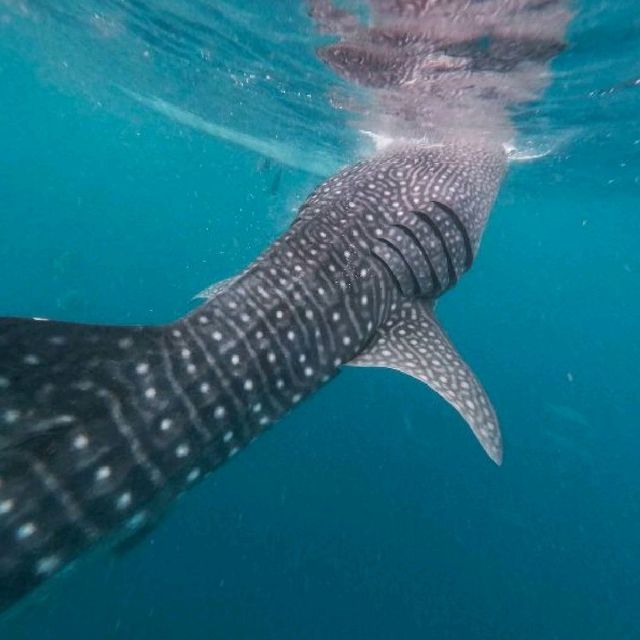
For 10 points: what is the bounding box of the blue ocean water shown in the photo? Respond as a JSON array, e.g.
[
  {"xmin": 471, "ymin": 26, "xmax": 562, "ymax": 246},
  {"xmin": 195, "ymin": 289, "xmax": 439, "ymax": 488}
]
[{"xmin": 1, "ymin": 1, "xmax": 640, "ymax": 638}]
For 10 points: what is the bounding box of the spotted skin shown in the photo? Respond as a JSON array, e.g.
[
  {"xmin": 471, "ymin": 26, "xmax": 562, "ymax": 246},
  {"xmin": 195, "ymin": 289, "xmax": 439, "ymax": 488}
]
[
  {"xmin": 0, "ymin": 141, "xmax": 505, "ymax": 612},
  {"xmin": 349, "ymin": 299, "xmax": 502, "ymax": 462}
]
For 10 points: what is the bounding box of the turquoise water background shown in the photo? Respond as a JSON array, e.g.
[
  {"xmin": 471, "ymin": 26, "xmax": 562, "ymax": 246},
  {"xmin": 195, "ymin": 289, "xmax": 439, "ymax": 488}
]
[{"xmin": 1, "ymin": 2, "xmax": 640, "ymax": 638}]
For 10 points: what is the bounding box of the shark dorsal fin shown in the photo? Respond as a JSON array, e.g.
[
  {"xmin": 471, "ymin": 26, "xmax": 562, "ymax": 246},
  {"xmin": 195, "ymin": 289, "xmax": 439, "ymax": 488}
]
[{"xmin": 349, "ymin": 300, "xmax": 503, "ymax": 464}]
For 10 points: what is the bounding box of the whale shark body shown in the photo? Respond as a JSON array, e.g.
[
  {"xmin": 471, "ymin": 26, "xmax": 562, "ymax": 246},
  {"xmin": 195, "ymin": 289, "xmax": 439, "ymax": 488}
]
[
  {"xmin": 0, "ymin": 141, "xmax": 504, "ymax": 611},
  {"xmin": 0, "ymin": 0, "xmax": 574, "ymax": 615}
]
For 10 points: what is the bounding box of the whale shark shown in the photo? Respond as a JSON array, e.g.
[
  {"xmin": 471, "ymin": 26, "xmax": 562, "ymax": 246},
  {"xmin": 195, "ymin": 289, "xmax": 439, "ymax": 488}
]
[
  {"xmin": 0, "ymin": 0, "xmax": 573, "ymax": 616},
  {"xmin": 0, "ymin": 141, "xmax": 504, "ymax": 612}
]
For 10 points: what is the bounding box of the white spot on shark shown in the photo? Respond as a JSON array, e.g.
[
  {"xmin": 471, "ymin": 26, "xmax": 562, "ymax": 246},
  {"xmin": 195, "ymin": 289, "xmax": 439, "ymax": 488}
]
[
  {"xmin": 73, "ymin": 433, "xmax": 89, "ymax": 450},
  {"xmin": 176, "ymin": 444, "xmax": 190, "ymax": 458},
  {"xmin": 0, "ymin": 499, "xmax": 14, "ymax": 515},
  {"xmin": 16, "ymin": 522, "xmax": 36, "ymax": 540},
  {"xmin": 187, "ymin": 468, "xmax": 201, "ymax": 483},
  {"xmin": 35, "ymin": 556, "xmax": 61, "ymax": 576},
  {"xmin": 3, "ymin": 410, "xmax": 20, "ymax": 424},
  {"xmin": 116, "ymin": 493, "xmax": 132, "ymax": 510},
  {"xmin": 96, "ymin": 466, "xmax": 111, "ymax": 481}
]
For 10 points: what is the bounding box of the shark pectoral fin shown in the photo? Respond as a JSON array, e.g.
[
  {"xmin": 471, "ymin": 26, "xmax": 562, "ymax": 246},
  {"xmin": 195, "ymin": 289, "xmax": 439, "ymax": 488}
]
[{"xmin": 349, "ymin": 300, "xmax": 503, "ymax": 464}]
